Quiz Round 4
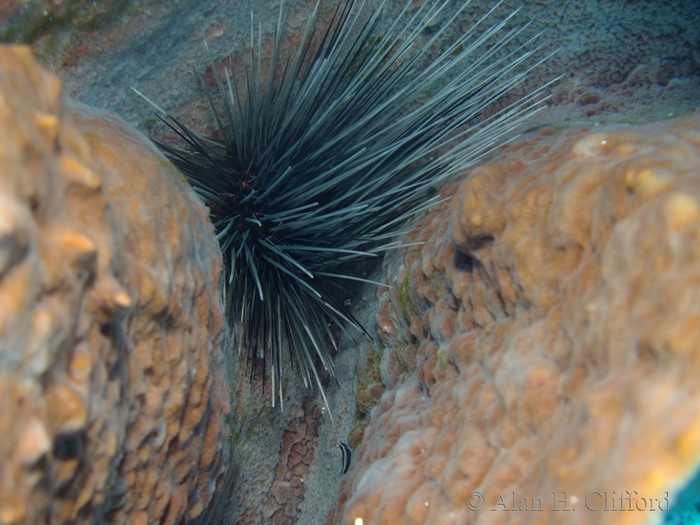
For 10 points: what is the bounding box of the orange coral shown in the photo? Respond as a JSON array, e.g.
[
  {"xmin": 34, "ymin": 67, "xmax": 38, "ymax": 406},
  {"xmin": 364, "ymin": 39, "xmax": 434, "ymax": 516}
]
[
  {"xmin": 334, "ymin": 112, "xmax": 700, "ymax": 525},
  {"xmin": 0, "ymin": 45, "xmax": 229, "ymax": 525}
]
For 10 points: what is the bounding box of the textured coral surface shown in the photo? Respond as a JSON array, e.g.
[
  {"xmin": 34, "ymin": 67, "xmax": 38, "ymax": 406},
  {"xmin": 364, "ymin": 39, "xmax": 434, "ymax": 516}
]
[
  {"xmin": 0, "ymin": 45, "xmax": 229, "ymax": 525},
  {"xmin": 332, "ymin": 113, "xmax": 700, "ymax": 525}
]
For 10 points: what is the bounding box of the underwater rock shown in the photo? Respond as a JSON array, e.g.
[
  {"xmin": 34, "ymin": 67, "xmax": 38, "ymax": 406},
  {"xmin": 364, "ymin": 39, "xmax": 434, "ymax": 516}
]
[
  {"xmin": 0, "ymin": 45, "xmax": 229, "ymax": 525},
  {"xmin": 332, "ymin": 112, "xmax": 700, "ymax": 525}
]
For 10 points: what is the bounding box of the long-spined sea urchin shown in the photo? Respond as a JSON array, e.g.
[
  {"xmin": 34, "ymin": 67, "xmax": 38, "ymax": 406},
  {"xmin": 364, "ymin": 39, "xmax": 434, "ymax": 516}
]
[{"xmin": 137, "ymin": 0, "xmax": 554, "ymax": 412}]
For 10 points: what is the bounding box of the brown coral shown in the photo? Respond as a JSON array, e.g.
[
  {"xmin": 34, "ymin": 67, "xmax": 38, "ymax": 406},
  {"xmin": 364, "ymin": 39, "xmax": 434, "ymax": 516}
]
[
  {"xmin": 334, "ymin": 112, "xmax": 700, "ymax": 525},
  {"xmin": 0, "ymin": 45, "xmax": 229, "ymax": 525}
]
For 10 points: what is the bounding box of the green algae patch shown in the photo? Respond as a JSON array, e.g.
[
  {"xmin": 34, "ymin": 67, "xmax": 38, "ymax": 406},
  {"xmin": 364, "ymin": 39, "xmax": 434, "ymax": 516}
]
[
  {"xmin": 355, "ymin": 341, "xmax": 385, "ymax": 417},
  {"xmin": 0, "ymin": 0, "xmax": 137, "ymax": 64},
  {"xmin": 396, "ymin": 269, "xmax": 415, "ymax": 319}
]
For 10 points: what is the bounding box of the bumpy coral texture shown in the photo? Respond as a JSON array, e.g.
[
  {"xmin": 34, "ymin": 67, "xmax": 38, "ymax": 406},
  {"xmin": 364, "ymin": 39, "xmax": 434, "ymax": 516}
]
[
  {"xmin": 335, "ymin": 113, "xmax": 700, "ymax": 525},
  {"xmin": 0, "ymin": 46, "xmax": 229, "ymax": 525}
]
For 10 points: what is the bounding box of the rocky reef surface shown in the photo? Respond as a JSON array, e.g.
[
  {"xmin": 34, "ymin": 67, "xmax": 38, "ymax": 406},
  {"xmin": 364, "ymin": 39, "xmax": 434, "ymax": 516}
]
[
  {"xmin": 324, "ymin": 112, "xmax": 700, "ymax": 525},
  {"xmin": 0, "ymin": 46, "xmax": 229, "ymax": 525}
]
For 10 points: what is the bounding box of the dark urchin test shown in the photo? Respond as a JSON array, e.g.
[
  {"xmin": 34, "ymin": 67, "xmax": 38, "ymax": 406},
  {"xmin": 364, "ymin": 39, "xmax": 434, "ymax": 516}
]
[{"xmin": 138, "ymin": 0, "xmax": 553, "ymax": 413}]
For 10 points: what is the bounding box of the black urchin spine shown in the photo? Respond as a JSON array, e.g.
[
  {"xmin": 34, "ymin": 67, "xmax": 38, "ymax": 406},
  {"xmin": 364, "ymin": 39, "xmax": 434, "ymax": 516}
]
[{"xmin": 137, "ymin": 0, "xmax": 555, "ymax": 413}]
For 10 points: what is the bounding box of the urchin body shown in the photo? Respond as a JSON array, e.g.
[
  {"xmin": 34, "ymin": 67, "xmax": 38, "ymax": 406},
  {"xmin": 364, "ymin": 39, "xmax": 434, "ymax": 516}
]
[{"xmin": 140, "ymin": 0, "xmax": 553, "ymax": 411}]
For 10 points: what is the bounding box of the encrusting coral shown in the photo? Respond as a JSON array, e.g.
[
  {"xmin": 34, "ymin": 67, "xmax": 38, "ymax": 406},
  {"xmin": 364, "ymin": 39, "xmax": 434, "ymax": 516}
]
[
  {"xmin": 0, "ymin": 45, "xmax": 229, "ymax": 525},
  {"xmin": 329, "ymin": 112, "xmax": 700, "ymax": 525}
]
